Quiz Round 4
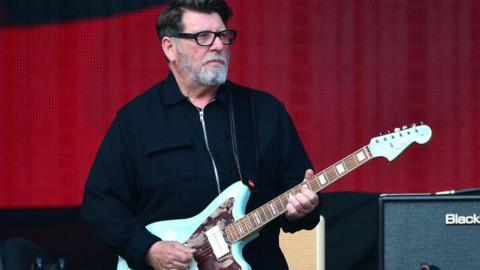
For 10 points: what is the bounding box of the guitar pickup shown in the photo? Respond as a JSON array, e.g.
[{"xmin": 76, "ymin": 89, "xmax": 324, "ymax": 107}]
[{"xmin": 205, "ymin": 226, "xmax": 230, "ymax": 259}]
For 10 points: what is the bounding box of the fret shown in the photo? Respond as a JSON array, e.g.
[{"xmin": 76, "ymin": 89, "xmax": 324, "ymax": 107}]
[
  {"xmin": 364, "ymin": 146, "xmax": 373, "ymax": 158},
  {"xmin": 258, "ymin": 207, "xmax": 268, "ymax": 223},
  {"xmin": 250, "ymin": 214, "xmax": 258, "ymax": 229},
  {"xmin": 238, "ymin": 219, "xmax": 245, "ymax": 237},
  {"xmin": 304, "ymin": 180, "xmax": 312, "ymax": 190},
  {"xmin": 225, "ymin": 226, "xmax": 231, "ymax": 242},
  {"xmin": 230, "ymin": 226, "xmax": 237, "ymax": 241},
  {"xmin": 268, "ymin": 202, "xmax": 278, "ymax": 216},
  {"xmin": 353, "ymin": 156, "xmax": 360, "ymax": 166},
  {"xmin": 344, "ymin": 155, "xmax": 357, "ymax": 170},
  {"xmin": 226, "ymin": 225, "xmax": 232, "ymax": 241},
  {"xmin": 229, "ymin": 225, "xmax": 237, "ymax": 242},
  {"xmin": 263, "ymin": 205, "xmax": 273, "ymax": 220},
  {"xmin": 232, "ymin": 223, "xmax": 240, "ymax": 242},
  {"xmin": 234, "ymin": 224, "xmax": 240, "ymax": 241},
  {"xmin": 283, "ymin": 194, "xmax": 290, "ymax": 212},
  {"xmin": 248, "ymin": 214, "xmax": 257, "ymax": 229},
  {"xmin": 309, "ymin": 177, "xmax": 320, "ymax": 191},
  {"xmin": 229, "ymin": 224, "xmax": 238, "ymax": 241},
  {"xmin": 236, "ymin": 222, "xmax": 244, "ymax": 237},
  {"xmin": 279, "ymin": 193, "xmax": 288, "ymax": 206},
  {"xmin": 325, "ymin": 167, "xmax": 337, "ymax": 182},
  {"xmin": 243, "ymin": 218, "xmax": 249, "ymax": 233},
  {"xmin": 240, "ymin": 218, "xmax": 248, "ymax": 235},
  {"xmin": 253, "ymin": 211, "xmax": 262, "ymax": 225},
  {"xmin": 274, "ymin": 198, "xmax": 285, "ymax": 212},
  {"xmin": 245, "ymin": 216, "xmax": 253, "ymax": 231}
]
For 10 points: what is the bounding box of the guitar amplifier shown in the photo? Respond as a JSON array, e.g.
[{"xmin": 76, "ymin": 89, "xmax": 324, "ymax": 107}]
[{"xmin": 379, "ymin": 193, "xmax": 480, "ymax": 270}]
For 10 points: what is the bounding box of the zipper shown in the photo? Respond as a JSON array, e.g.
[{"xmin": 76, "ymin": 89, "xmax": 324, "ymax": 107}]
[{"xmin": 198, "ymin": 109, "xmax": 221, "ymax": 194}]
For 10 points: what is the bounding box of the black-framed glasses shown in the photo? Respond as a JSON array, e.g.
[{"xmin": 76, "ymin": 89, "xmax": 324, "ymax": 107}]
[{"xmin": 170, "ymin": 29, "xmax": 237, "ymax": 46}]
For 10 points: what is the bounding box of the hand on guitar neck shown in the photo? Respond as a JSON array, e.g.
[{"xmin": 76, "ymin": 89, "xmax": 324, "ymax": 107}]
[
  {"xmin": 285, "ymin": 169, "xmax": 320, "ymax": 221},
  {"xmin": 146, "ymin": 241, "xmax": 196, "ymax": 270}
]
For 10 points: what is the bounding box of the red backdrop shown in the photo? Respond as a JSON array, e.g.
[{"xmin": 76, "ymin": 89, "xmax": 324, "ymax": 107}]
[{"xmin": 1, "ymin": 1, "xmax": 479, "ymax": 208}]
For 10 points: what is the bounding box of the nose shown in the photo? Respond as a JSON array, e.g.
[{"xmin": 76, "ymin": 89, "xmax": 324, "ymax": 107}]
[{"xmin": 209, "ymin": 35, "xmax": 225, "ymax": 51}]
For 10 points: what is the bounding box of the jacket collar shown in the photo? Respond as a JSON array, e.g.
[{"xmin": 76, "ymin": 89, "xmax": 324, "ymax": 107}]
[
  {"xmin": 161, "ymin": 73, "xmax": 188, "ymax": 106},
  {"xmin": 161, "ymin": 72, "xmax": 230, "ymax": 108}
]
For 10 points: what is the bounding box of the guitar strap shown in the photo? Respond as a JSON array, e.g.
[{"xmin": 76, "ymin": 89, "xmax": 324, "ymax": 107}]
[{"xmin": 228, "ymin": 83, "xmax": 259, "ymax": 192}]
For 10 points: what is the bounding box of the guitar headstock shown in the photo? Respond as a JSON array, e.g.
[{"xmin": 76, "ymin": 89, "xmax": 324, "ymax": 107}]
[{"xmin": 368, "ymin": 123, "xmax": 432, "ymax": 161}]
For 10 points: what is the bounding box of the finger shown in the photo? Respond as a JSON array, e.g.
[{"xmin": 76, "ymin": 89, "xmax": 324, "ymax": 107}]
[
  {"xmin": 293, "ymin": 193, "xmax": 312, "ymax": 212},
  {"xmin": 172, "ymin": 260, "xmax": 190, "ymax": 270},
  {"xmin": 295, "ymin": 188, "xmax": 319, "ymax": 211},
  {"xmin": 170, "ymin": 244, "xmax": 195, "ymax": 263},
  {"xmin": 175, "ymin": 243, "xmax": 196, "ymax": 254},
  {"xmin": 174, "ymin": 251, "xmax": 194, "ymax": 264},
  {"xmin": 304, "ymin": 169, "xmax": 314, "ymax": 180},
  {"xmin": 288, "ymin": 193, "xmax": 301, "ymax": 209},
  {"xmin": 289, "ymin": 193, "xmax": 310, "ymax": 215},
  {"xmin": 300, "ymin": 186, "xmax": 319, "ymax": 206},
  {"xmin": 285, "ymin": 203, "xmax": 300, "ymax": 218}
]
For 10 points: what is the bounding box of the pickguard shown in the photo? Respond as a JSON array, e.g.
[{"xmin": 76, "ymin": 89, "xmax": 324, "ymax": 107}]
[{"xmin": 186, "ymin": 198, "xmax": 241, "ymax": 270}]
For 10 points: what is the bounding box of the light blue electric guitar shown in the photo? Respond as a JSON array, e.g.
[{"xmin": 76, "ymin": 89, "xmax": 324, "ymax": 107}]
[{"xmin": 118, "ymin": 124, "xmax": 432, "ymax": 270}]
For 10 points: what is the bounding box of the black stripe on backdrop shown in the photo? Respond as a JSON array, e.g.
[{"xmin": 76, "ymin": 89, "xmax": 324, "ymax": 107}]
[{"xmin": 0, "ymin": 0, "xmax": 168, "ymax": 27}]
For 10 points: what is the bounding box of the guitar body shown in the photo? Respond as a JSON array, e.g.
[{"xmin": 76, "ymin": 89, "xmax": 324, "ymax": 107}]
[{"xmin": 117, "ymin": 181, "xmax": 256, "ymax": 270}]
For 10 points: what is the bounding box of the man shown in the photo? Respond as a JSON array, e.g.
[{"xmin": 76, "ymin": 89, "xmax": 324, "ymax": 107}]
[{"xmin": 82, "ymin": 0, "xmax": 320, "ymax": 269}]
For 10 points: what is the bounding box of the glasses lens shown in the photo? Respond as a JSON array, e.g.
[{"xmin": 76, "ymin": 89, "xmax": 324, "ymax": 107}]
[
  {"xmin": 196, "ymin": 32, "xmax": 215, "ymax": 46},
  {"xmin": 220, "ymin": 30, "xmax": 236, "ymax": 45}
]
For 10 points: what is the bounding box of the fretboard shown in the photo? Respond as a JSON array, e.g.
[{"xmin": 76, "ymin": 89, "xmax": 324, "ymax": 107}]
[{"xmin": 225, "ymin": 146, "xmax": 372, "ymax": 243}]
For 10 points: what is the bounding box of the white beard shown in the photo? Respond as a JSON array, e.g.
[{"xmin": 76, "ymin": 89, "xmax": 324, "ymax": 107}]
[
  {"xmin": 196, "ymin": 60, "xmax": 228, "ymax": 86},
  {"xmin": 176, "ymin": 45, "xmax": 230, "ymax": 86}
]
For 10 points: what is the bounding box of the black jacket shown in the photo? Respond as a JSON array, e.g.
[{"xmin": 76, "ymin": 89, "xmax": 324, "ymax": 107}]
[{"xmin": 82, "ymin": 74, "xmax": 320, "ymax": 269}]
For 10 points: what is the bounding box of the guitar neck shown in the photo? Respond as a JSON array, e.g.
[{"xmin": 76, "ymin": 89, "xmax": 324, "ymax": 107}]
[{"xmin": 225, "ymin": 146, "xmax": 373, "ymax": 243}]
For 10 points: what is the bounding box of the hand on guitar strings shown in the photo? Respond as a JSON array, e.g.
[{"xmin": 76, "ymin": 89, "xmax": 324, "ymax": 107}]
[
  {"xmin": 285, "ymin": 169, "xmax": 320, "ymax": 221},
  {"xmin": 146, "ymin": 240, "xmax": 196, "ymax": 270}
]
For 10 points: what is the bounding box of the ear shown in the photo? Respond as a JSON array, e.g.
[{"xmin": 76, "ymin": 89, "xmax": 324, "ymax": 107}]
[{"xmin": 162, "ymin": 36, "xmax": 176, "ymax": 62}]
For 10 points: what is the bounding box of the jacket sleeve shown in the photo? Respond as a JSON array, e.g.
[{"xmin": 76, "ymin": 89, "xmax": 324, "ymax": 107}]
[
  {"xmin": 81, "ymin": 112, "xmax": 159, "ymax": 267},
  {"xmin": 275, "ymin": 104, "xmax": 321, "ymax": 233}
]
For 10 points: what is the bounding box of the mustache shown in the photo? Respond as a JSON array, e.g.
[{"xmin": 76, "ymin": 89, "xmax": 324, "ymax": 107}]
[{"xmin": 202, "ymin": 55, "xmax": 229, "ymax": 65}]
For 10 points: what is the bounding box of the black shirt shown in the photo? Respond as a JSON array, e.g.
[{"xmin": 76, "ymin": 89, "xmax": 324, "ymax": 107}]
[{"xmin": 81, "ymin": 74, "xmax": 320, "ymax": 269}]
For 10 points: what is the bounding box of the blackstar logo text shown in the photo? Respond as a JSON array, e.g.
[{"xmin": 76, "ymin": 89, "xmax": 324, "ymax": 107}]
[{"xmin": 445, "ymin": 213, "xmax": 480, "ymax": 225}]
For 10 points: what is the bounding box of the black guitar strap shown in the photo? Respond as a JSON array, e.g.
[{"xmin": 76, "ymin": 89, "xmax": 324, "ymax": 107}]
[{"xmin": 228, "ymin": 83, "xmax": 259, "ymax": 192}]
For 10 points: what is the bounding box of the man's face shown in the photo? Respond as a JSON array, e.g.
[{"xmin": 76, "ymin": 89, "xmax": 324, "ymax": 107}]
[{"xmin": 173, "ymin": 10, "xmax": 230, "ymax": 86}]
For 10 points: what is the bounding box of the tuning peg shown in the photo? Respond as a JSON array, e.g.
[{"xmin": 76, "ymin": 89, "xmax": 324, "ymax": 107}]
[
  {"xmin": 402, "ymin": 125, "xmax": 408, "ymax": 129},
  {"xmin": 411, "ymin": 123, "xmax": 416, "ymax": 128},
  {"xmin": 420, "ymin": 121, "xmax": 424, "ymax": 125},
  {"xmin": 394, "ymin": 127, "xmax": 400, "ymax": 132},
  {"xmin": 379, "ymin": 132, "xmax": 383, "ymax": 136}
]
